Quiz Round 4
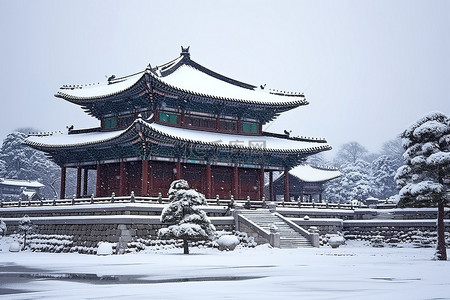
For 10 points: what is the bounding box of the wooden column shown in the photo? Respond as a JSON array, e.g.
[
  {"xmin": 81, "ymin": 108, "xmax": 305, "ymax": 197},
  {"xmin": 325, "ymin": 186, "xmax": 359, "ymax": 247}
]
[
  {"xmin": 215, "ymin": 117, "xmax": 220, "ymax": 131},
  {"xmin": 269, "ymin": 171, "xmax": 274, "ymax": 201},
  {"xmin": 233, "ymin": 166, "xmax": 239, "ymax": 199},
  {"xmin": 76, "ymin": 166, "xmax": 82, "ymax": 198},
  {"xmin": 175, "ymin": 161, "xmax": 182, "ymax": 180},
  {"xmin": 148, "ymin": 163, "xmax": 153, "ymax": 196},
  {"xmin": 96, "ymin": 164, "xmax": 101, "ymax": 197},
  {"xmin": 205, "ymin": 164, "xmax": 212, "ymax": 199},
  {"xmin": 141, "ymin": 160, "xmax": 149, "ymax": 196},
  {"xmin": 83, "ymin": 168, "xmax": 88, "ymax": 196},
  {"xmin": 119, "ymin": 161, "xmax": 126, "ymax": 196},
  {"xmin": 60, "ymin": 166, "xmax": 66, "ymax": 200},
  {"xmin": 284, "ymin": 168, "xmax": 290, "ymax": 202},
  {"xmin": 259, "ymin": 168, "xmax": 265, "ymax": 200}
]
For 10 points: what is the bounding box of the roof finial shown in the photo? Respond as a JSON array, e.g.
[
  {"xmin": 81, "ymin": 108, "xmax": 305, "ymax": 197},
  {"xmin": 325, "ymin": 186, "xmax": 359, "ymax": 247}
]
[{"xmin": 181, "ymin": 46, "xmax": 190, "ymax": 57}]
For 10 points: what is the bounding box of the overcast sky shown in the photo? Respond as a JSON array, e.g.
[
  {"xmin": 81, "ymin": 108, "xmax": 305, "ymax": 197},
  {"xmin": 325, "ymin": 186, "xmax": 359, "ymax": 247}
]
[{"xmin": 0, "ymin": 1, "xmax": 448, "ymax": 157}]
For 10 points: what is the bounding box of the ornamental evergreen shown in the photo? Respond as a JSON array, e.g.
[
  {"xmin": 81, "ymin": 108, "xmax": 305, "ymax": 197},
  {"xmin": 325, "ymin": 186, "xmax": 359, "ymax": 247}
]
[
  {"xmin": 18, "ymin": 215, "xmax": 35, "ymax": 250},
  {"xmin": 395, "ymin": 112, "xmax": 449, "ymax": 260},
  {"xmin": 158, "ymin": 180, "xmax": 216, "ymax": 254}
]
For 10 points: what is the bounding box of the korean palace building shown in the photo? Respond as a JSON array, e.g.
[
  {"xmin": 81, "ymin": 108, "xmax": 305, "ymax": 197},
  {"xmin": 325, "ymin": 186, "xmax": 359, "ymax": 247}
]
[{"xmin": 26, "ymin": 47, "xmax": 332, "ymax": 201}]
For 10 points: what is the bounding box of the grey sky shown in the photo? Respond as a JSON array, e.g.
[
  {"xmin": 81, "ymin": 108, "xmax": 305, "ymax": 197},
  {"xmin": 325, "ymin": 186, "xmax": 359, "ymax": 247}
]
[{"xmin": 0, "ymin": 0, "xmax": 448, "ymax": 157}]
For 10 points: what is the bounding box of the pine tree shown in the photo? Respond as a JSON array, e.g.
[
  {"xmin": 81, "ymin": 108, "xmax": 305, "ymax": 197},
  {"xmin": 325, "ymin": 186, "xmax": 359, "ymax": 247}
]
[
  {"xmin": 395, "ymin": 112, "xmax": 449, "ymax": 260},
  {"xmin": 158, "ymin": 180, "xmax": 216, "ymax": 254},
  {"xmin": 18, "ymin": 215, "xmax": 34, "ymax": 250},
  {"xmin": 0, "ymin": 131, "xmax": 61, "ymax": 199},
  {"xmin": 371, "ymin": 155, "xmax": 398, "ymax": 199},
  {"xmin": 324, "ymin": 160, "xmax": 372, "ymax": 203}
]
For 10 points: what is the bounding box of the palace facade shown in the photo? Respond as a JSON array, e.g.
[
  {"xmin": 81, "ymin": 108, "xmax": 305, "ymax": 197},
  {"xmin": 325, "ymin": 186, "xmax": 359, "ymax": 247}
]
[{"xmin": 26, "ymin": 47, "xmax": 331, "ymax": 200}]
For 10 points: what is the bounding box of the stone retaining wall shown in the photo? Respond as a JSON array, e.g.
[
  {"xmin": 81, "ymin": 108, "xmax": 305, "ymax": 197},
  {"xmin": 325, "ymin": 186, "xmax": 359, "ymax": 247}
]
[{"xmin": 4, "ymin": 216, "xmax": 234, "ymax": 250}]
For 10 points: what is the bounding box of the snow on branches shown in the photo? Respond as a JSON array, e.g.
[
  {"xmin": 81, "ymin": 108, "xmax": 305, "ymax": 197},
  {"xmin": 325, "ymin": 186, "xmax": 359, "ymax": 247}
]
[
  {"xmin": 395, "ymin": 112, "xmax": 449, "ymax": 260},
  {"xmin": 158, "ymin": 179, "xmax": 216, "ymax": 254},
  {"xmin": 395, "ymin": 112, "xmax": 449, "ymax": 206}
]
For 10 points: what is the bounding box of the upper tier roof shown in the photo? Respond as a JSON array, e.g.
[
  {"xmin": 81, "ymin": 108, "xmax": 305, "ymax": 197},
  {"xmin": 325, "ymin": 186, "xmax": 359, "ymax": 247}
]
[
  {"xmin": 56, "ymin": 72, "xmax": 145, "ymax": 100},
  {"xmin": 55, "ymin": 48, "xmax": 307, "ymax": 109},
  {"xmin": 289, "ymin": 164, "xmax": 341, "ymax": 183}
]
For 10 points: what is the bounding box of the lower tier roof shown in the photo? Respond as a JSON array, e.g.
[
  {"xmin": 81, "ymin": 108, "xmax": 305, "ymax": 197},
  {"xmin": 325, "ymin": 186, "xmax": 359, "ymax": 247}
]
[{"xmin": 25, "ymin": 118, "xmax": 331, "ymax": 168}]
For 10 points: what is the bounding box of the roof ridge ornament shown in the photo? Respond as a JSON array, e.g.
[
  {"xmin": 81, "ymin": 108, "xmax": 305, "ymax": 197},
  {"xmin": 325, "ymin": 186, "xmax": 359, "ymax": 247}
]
[{"xmin": 181, "ymin": 46, "xmax": 190, "ymax": 57}]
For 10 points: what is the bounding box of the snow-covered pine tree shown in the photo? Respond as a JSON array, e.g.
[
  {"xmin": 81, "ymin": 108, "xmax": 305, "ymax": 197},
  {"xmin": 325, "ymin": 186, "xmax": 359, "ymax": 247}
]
[
  {"xmin": 324, "ymin": 160, "xmax": 372, "ymax": 203},
  {"xmin": 0, "ymin": 130, "xmax": 67, "ymax": 199},
  {"xmin": 371, "ymin": 155, "xmax": 399, "ymax": 200},
  {"xmin": 18, "ymin": 215, "xmax": 34, "ymax": 250},
  {"xmin": 395, "ymin": 112, "xmax": 449, "ymax": 260},
  {"xmin": 158, "ymin": 180, "xmax": 216, "ymax": 254}
]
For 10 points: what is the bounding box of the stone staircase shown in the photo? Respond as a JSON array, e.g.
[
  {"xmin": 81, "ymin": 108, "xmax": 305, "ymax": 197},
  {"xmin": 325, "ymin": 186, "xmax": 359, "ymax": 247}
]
[{"xmin": 237, "ymin": 210, "xmax": 314, "ymax": 248}]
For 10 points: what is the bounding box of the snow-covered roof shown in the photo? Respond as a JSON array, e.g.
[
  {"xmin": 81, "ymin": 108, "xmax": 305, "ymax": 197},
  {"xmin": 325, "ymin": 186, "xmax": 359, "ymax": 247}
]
[
  {"xmin": 26, "ymin": 129, "xmax": 126, "ymax": 148},
  {"xmin": 145, "ymin": 121, "xmax": 328, "ymax": 152},
  {"xmin": 25, "ymin": 118, "xmax": 331, "ymax": 154},
  {"xmin": 55, "ymin": 50, "xmax": 307, "ymax": 107},
  {"xmin": 152, "ymin": 63, "xmax": 306, "ymax": 105},
  {"xmin": 289, "ymin": 164, "xmax": 341, "ymax": 182},
  {"xmin": 55, "ymin": 72, "xmax": 145, "ymax": 100},
  {"xmin": 0, "ymin": 178, "xmax": 44, "ymax": 189}
]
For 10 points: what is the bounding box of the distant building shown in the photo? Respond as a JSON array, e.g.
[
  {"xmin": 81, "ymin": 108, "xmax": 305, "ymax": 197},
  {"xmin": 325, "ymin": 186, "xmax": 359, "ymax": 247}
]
[
  {"xmin": 267, "ymin": 165, "xmax": 341, "ymax": 202},
  {"xmin": 26, "ymin": 47, "xmax": 333, "ymax": 200},
  {"xmin": 0, "ymin": 178, "xmax": 44, "ymax": 202}
]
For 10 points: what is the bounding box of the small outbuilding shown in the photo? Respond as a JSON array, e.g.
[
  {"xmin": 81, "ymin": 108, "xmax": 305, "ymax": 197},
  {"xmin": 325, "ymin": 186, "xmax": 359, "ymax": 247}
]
[
  {"xmin": 0, "ymin": 178, "xmax": 44, "ymax": 202},
  {"xmin": 266, "ymin": 164, "xmax": 341, "ymax": 202}
]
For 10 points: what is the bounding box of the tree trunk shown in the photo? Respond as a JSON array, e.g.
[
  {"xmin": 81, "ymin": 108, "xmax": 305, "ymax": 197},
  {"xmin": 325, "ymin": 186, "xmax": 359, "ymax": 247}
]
[
  {"xmin": 23, "ymin": 232, "xmax": 27, "ymax": 251},
  {"xmin": 183, "ymin": 238, "xmax": 189, "ymax": 255},
  {"xmin": 436, "ymin": 201, "xmax": 447, "ymax": 261}
]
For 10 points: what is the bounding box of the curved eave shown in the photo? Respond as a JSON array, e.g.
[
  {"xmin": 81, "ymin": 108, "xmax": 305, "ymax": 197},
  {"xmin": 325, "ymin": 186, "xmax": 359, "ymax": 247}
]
[
  {"xmin": 137, "ymin": 119, "xmax": 330, "ymax": 155},
  {"xmin": 24, "ymin": 129, "xmax": 133, "ymax": 151},
  {"xmin": 148, "ymin": 71, "xmax": 308, "ymax": 109},
  {"xmin": 54, "ymin": 73, "xmax": 147, "ymax": 103},
  {"xmin": 25, "ymin": 119, "xmax": 331, "ymax": 158}
]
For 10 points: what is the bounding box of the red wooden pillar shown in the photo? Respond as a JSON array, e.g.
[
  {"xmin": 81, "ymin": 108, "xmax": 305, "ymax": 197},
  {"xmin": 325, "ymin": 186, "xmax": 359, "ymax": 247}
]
[
  {"xmin": 60, "ymin": 166, "xmax": 66, "ymax": 200},
  {"xmin": 141, "ymin": 160, "xmax": 149, "ymax": 196},
  {"xmin": 83, "ymin": 168, "xmax": 88, "ymax": 196},
  {"xmin": 175, "ymin": 161, "xmax": 182, "ymax": 180},
  {"xmin": 215, "ymin": 117, "xmax": 220, "ymax": 131},
  {"xmin": 76, "ymin": 166, "xmax": 82, "ymax": 198},
  {"xmin": 148, "ymin": 163, "xmax": 153, "ymax": 196},
  {"xmin": 96, "ymin": 163, "xmax": 102, "ymax": 197},
  {"xmin": 269, "ymin": 171, "xmax": 274, "ymax": 201},
  {"xmin": 259, "ymin": 168, "xmax": 265, "ymax": 200},
  {"xmin": 233, "ymin": 166, "xmax": 239, "ymax": 199},
  {"xmin": 119, "ymin": 161, "xmax": 126, "ymax": 196},
  {"xmin": 205, "ymin": 164, "xmax": 212, "ymax": 199},
  {"xmin": 284, "ymin": 168, "xmax": 290, "ymax": 202},
  {"xmin": 180, "ymin": 112, "xmax": 185, "ymax": 127}
]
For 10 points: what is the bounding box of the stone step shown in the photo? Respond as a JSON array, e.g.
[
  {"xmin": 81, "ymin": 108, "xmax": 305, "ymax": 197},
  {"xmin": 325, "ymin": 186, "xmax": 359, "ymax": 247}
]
[{"xmin": 238, "ymin": 209, "xmax": 313, "ymax": 249}]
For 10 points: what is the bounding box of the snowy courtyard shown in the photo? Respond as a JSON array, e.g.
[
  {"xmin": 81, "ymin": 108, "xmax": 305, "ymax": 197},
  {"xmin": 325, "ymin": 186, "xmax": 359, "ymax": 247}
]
[{"xmin": 0, "ymin": 239, "xmax": 449, "ymax": 300}]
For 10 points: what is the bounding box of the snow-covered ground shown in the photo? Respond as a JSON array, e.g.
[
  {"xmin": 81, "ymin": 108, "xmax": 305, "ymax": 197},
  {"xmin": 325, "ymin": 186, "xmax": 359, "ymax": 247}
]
[{"xmin": 0, "ymin": 238, "xmax": 449, "ymax": 300}]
